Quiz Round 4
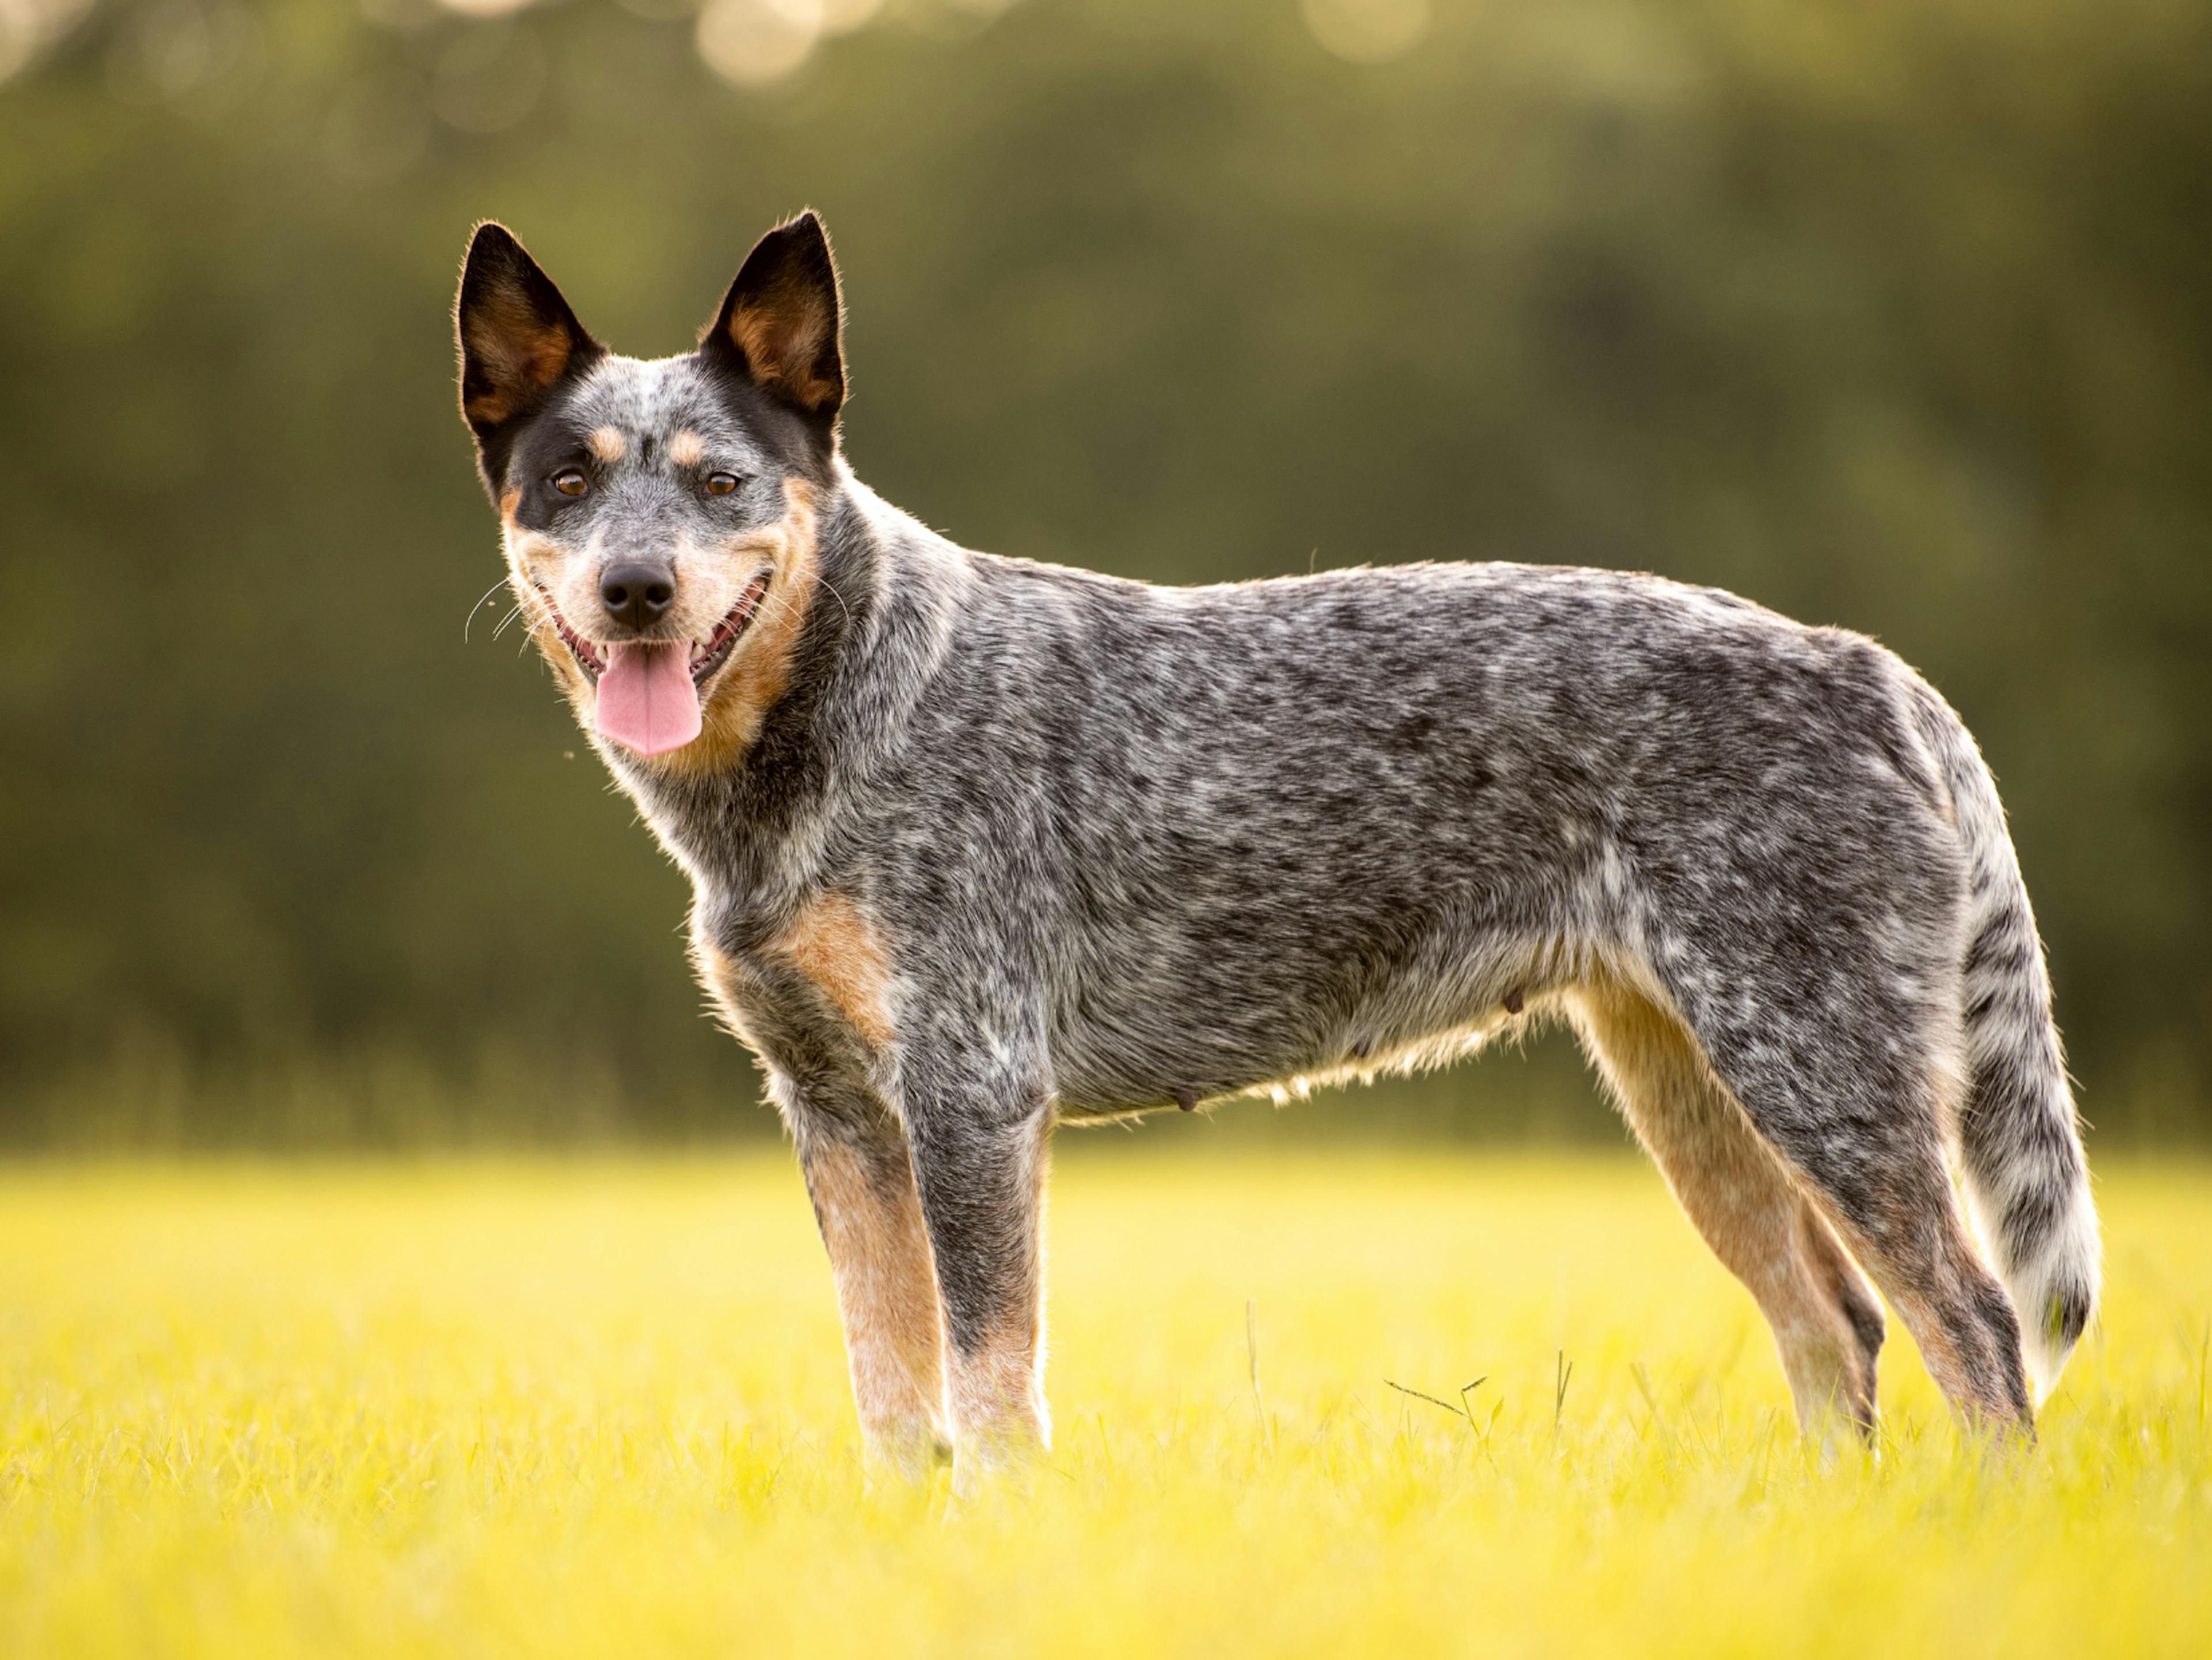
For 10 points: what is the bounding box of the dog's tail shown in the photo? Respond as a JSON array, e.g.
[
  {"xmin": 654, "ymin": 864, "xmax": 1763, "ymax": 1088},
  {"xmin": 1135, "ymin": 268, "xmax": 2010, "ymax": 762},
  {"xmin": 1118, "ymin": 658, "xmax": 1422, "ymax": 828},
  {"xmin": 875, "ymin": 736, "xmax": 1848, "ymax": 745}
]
[{"xmin": 1916, "ymin": 690, "xmax": 2100, "ymax": 1401}]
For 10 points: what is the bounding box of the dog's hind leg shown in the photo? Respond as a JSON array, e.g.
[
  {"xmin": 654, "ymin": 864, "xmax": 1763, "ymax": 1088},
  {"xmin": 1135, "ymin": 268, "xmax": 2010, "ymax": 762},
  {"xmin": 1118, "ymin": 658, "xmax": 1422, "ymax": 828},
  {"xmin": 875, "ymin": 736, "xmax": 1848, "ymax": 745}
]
[
  {"xmin": 1571, "ymin": 977, "xmax": 1884, "ymax": 1444},
  {"xmin": 1660, "ymin": 939, "xmax": 2035, "ymax": 1438},
  {"xmin": 779, "ymin": 1084, "xmax": 952, "ymax": 1480}
]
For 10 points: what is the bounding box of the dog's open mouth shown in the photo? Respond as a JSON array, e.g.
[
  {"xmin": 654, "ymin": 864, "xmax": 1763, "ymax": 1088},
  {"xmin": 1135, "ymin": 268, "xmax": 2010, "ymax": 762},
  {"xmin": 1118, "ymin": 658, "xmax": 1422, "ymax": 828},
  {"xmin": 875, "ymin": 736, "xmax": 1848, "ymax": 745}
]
[
  {"xmin": 547, "ymin": 603, "xmax": 607, "ymax": 679},
  {"xmin": 683, "ymin": 571, "xmax": 772, "ymax": 687},
  {"xmin": 535, "ymin": 571, "xmax": 772, "ymax": 757},
  {"xmin": 538, "ymin": 572, "xmax": 771, "ymax": 689}
]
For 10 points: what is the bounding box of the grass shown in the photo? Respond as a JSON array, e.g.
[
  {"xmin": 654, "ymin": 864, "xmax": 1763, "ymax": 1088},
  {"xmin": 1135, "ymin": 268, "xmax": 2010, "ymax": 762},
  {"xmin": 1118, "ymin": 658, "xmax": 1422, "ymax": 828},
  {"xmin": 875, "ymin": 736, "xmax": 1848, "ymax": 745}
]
[{"xmin": 0, "ymin": 1147, "xmax": 2206, "ymax": 1658}]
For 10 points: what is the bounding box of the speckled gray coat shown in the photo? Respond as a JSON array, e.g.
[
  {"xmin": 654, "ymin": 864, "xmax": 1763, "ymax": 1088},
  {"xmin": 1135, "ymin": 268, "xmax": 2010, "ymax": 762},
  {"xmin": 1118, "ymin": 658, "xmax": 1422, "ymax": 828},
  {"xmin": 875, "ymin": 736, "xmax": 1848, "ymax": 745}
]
[{"xmin": 456, "ymin": 213, "xmax": 2099, "ymax": 1480}]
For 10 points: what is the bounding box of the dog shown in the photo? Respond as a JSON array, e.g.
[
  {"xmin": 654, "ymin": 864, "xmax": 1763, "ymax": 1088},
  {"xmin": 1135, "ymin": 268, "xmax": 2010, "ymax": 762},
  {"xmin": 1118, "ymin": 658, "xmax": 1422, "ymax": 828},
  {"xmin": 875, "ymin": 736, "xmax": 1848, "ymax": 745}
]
[{"xmin": 454, "ymin": 211, "xmax": 2100, "ymax": 1481}]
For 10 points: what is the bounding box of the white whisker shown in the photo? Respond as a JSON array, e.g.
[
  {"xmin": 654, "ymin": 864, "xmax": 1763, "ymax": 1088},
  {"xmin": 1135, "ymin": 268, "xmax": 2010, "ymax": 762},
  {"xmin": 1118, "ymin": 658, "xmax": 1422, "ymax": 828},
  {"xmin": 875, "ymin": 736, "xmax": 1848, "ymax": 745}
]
[{"xmin": 463, "ymin": 576, "xmax": 512, "ymax": 644}]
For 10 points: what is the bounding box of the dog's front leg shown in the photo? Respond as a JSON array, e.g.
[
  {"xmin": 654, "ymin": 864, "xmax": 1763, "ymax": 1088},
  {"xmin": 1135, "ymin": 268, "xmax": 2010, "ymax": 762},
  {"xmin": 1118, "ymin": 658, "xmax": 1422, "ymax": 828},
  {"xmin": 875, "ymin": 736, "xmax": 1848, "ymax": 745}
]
[
  {"xmin": 902, "ymin": 1080, "xmax": 1054, "ymax": 1490},
  {"xmin": 789, "ymin": 1114, "xmax": 952, "ymax": 1480}
]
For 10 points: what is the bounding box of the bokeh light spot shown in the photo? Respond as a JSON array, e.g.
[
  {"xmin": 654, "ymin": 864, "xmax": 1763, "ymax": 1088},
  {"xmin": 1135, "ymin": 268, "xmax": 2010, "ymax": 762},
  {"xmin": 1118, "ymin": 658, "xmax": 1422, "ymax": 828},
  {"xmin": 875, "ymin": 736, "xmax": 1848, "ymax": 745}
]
[
  {"xmin": 819, "ymin": 0, "xmax": 883, "ymax": 36},
  {"xmin": 433, "ymin": 0, "xmax": 543, "ymax": 20},
  {"xmin": 695, "ymin": 0, "xmax": 823, "ymax": 88},
  {"xmin": 1302, "ymin": 0, "xmax": 1430, "ymax": 65},
  {"xmin": 0, "ymin": 0, "xmax": 95, "ymax": 86}
]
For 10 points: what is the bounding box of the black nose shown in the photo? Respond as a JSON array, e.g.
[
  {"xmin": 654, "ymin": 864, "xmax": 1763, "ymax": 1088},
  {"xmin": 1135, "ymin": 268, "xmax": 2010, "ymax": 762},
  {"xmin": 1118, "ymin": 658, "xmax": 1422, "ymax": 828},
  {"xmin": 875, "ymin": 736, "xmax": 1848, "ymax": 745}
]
[{"xmin": 600, "ymin": 562, "xmax": 675, "ymax": 629}]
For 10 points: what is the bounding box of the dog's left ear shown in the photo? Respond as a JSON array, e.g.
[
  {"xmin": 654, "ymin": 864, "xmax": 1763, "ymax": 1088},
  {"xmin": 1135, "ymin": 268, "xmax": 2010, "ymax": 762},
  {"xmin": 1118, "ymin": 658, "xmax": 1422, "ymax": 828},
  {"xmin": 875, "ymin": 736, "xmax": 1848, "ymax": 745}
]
[{"xmin": 702, "ymin": 211, "xmax": 845, "ymax": 429}]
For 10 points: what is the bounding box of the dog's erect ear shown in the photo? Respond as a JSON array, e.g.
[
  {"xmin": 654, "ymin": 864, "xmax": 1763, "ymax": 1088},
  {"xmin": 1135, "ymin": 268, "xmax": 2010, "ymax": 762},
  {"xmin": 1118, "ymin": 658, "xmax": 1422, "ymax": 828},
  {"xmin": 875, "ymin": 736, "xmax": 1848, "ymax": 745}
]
[
  {"xmin": 454, "ymin": 223, "xmax": 603, "ymax": 443},
  {"xmin": 702, "ymin": 211, "xmax": 844, "ymax": 427}
]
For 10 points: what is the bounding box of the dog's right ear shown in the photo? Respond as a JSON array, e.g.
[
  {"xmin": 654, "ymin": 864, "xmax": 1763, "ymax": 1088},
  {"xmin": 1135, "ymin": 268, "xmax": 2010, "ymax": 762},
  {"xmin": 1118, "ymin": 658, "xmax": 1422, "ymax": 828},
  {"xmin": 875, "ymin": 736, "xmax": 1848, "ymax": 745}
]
[
  {"xmin": 700, "ymin": 211, "xmax": 845, "ymax": 432},
  {"xmin": 454, "ymin": 223, "xmax": 603, "ymax": 472}
]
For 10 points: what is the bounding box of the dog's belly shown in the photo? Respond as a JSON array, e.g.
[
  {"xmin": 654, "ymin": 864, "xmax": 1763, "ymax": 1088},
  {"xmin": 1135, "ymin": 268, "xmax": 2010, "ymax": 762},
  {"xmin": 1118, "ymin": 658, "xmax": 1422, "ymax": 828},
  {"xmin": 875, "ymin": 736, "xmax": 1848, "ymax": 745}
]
[{"xmin": 1044, "ymin": 920, "xmax": 1580, "ymax": 1117}]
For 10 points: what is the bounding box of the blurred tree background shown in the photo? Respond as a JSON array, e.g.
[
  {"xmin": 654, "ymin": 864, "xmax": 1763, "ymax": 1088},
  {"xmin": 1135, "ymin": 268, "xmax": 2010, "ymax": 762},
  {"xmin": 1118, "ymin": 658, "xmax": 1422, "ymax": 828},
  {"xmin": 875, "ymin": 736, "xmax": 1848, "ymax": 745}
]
[{"xmin": 1, "ymin": 0, "xmax": 2206, "ymax": 1145}]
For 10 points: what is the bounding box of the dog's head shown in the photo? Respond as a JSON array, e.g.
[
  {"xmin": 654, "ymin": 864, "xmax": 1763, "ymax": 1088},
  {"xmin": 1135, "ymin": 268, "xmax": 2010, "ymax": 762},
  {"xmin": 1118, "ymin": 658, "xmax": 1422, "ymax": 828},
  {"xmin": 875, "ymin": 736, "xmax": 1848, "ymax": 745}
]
[{"xmin": 454, "ymin": 213, "xmax": 844, "ymax": 766}]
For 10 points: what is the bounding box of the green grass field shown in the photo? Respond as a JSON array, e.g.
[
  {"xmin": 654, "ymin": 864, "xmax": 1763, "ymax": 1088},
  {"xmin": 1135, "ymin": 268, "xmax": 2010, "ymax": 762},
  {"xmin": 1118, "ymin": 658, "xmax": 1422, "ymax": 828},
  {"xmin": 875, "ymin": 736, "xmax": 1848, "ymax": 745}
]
[{"xmin": 1, "ymin": 1149, "xmax": 2206, "ymax": 1657}]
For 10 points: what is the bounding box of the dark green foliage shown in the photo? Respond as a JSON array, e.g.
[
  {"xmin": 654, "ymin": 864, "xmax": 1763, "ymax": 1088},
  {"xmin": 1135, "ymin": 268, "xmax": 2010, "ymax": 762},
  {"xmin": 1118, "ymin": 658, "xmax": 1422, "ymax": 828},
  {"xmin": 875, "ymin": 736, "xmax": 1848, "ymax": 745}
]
[{"xmin": 2, "ymin": 0, "xmax": 2206, "ymax": 1141}]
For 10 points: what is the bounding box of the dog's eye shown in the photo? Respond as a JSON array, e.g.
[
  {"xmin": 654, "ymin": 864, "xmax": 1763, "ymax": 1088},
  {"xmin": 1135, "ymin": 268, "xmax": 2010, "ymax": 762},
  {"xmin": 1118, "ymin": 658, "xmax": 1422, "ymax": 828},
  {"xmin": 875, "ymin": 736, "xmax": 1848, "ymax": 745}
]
[
  {"xmin": 551, "ymin": 470, "xmax": 589, "ymax": 498},
  {"xmin": 706, "ymin": 473, "xmax": 741, "ymax": 497}
]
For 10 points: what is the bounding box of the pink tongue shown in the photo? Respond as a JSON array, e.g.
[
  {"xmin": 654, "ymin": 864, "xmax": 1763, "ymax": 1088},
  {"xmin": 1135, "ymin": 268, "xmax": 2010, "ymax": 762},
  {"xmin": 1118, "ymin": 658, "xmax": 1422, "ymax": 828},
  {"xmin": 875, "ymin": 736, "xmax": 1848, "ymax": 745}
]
[{"xmin": 594, "ymin": 642, "xmax": 702, "ymax": 755}]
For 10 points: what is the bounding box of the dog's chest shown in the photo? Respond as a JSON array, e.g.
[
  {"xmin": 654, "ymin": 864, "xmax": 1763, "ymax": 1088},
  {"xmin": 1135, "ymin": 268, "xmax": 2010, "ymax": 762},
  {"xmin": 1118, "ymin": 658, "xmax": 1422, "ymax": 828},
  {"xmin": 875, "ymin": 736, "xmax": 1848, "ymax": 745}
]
[{"xmin": 693, "ymin": 888, "xmax": 900, "ymax": 1068}]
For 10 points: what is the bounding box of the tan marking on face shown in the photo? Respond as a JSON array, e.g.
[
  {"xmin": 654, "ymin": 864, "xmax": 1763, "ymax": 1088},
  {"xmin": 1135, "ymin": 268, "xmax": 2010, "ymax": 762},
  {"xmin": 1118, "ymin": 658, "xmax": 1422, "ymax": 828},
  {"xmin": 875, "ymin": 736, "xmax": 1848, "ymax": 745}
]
[
  {"xmin": 642, "ymin": 477, "xmax": 822, "ymax": 778},
  {"xmin": 503, "ymin": 476, "xmax": 820, "ymax": 776},
  {"xmin": 499, "ymin": 521, "xmax": 597, "ymax": 711},
  {"xmin": 804, "ymin": 1138, "xmax": 950, "ymax": 1473},
  {"xmin": 771, "ymin": 890, "xmax": 896, "ymax": 1047},
  {"xmin": 587, "ymin": 425, "xmax": 624, "ymax": 463},
  {"xmin": 498, "ymin": 487, "xmax": 522, "ymax": 519},
  {"xmin": 669, "ymin": 430, "xmax": 706, "ymax": 468},
  {"xmin": 463, "ymin": 291, "xmax": 576, "ymax": 425}
]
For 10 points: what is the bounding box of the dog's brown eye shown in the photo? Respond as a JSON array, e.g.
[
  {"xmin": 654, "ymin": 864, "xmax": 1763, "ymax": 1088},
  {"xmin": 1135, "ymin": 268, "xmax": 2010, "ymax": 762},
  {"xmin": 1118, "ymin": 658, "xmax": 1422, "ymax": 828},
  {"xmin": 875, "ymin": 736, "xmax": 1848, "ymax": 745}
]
[
  {"xmin": 706, "ymin": 472, "xmax": 740, "ymax": 497},
  {"xmin": 551, "ymin": 470, "xmax": 588, "ymax": 498}
]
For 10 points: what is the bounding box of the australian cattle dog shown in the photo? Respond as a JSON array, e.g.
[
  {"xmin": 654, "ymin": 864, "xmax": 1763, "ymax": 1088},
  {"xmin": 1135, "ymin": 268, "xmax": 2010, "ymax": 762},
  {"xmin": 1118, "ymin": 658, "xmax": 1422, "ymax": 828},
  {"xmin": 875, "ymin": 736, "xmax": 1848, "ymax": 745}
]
[{"xmin": 454, "ymin": 212, "xmax": 2099, "ymax": 1483}]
